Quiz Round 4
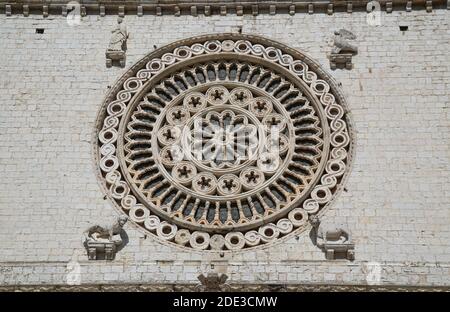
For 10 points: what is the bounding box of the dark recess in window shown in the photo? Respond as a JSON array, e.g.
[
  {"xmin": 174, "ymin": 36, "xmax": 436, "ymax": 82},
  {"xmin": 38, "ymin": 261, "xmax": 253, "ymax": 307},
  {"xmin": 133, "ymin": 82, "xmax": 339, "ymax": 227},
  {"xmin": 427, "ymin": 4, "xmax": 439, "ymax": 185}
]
[
  {"xmin": 399, "ymin": 26, "xmax": 408, "ymax": 31},
  {"xmin": 35, "ymin": 28, "xmax": 45, "ymax": 34}
]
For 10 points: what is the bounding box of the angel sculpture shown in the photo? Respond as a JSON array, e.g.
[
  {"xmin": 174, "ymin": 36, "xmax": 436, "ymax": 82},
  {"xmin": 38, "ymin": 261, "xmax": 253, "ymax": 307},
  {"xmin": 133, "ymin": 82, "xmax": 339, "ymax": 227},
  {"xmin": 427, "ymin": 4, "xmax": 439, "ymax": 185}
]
[{"xmin": 83, "ymin": 216, "xmax": 128, "ymax": 260}]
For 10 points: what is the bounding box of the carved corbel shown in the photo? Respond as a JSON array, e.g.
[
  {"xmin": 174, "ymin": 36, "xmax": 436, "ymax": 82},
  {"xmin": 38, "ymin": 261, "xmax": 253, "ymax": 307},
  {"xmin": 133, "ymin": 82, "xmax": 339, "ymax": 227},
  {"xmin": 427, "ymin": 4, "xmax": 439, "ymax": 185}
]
[
  {"xmin": 190, "ymin": 6, "xmax": 197, "ymax": 16},
  {"xmin": 252, "ymin": 5, "xmax": 258, "ymax": 16},
  {"xmin": 426, "ymin": 1, "xmax": 433, "ymax": 12},
  {"xmin": 204, "ymin": 6, "xmax": 211, "ymax": 16},
  {"xmin": 220, "ymin": 6, "xmax": 227, "ymax": 16},
  {"xmin": 347, "ymin": 3, "xmax": 353, "ymax": 13},
  {"xmin": 327, "ymin": 4, "xmax": 333, "ymax": 15},
  {"xmin": 83, "ymin": 216, "xmax": 128, "ymax": 260},
  {"xmin": 236, "ymin": 5, "xmax": 243, "ymax": 16},
  {"xmin": 174, "ymin": 6, "xmax": 180, "ymax": 16},
  {"xmin": 289, "ymin": 5, "xmax": 295, "ymax": 15},
  {"xmin": 386, "ymin": 2, "xmax": 393, "ymax": 13},
  {"xmin": 137, "ymin": 5, "xmax": 143, "ymax": 17}
]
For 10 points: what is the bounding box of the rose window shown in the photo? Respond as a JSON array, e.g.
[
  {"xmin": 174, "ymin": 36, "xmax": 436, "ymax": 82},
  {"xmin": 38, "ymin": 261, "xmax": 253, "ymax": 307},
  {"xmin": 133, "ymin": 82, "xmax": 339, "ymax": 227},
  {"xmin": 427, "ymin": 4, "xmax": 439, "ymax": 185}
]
[{"xmin": 94, "ymin": 34, "xmax": 354, "ymax": 251}]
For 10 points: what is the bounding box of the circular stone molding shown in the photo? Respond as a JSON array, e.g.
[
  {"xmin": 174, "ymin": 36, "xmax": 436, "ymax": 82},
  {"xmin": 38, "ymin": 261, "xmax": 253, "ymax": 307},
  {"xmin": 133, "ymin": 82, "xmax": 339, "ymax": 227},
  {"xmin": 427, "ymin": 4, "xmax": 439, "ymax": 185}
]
[{"xmin": 94, "ymin": 34, "xmax": 355, "ymax": 251}]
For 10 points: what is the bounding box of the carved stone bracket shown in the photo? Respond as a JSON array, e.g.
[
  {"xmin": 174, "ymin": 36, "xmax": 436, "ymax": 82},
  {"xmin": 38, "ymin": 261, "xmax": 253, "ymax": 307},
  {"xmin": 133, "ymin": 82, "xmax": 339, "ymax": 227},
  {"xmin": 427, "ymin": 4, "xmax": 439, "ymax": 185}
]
[
  {"xmin": 87, "ymin": 241, "xmax": 116, "ymax": 260},
  {"xmin": 94, "ymin": 33, "xmax": 355, "ymax": 251},
  {"xmin": 106, "ymin": 50, "xmax": 126, "ymax": 68},
  {"xmin": 330, "ymin": 54, "xmax": 354, "ymax": 70},
  {"xmin": 1, "ymin": 283, "xmax": 449, "ymax": 292}
]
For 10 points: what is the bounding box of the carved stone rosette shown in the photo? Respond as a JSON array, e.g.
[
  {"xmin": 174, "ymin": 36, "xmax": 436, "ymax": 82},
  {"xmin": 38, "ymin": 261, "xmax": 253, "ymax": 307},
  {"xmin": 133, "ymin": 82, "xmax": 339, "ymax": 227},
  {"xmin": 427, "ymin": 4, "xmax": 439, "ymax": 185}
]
[{"xmin": 93, "ymin": 34, "xmax": 355, "ymax": 252}]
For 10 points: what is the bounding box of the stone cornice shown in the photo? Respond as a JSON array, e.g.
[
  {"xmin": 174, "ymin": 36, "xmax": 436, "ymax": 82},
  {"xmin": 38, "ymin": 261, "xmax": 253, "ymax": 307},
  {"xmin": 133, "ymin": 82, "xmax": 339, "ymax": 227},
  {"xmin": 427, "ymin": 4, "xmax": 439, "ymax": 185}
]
[
  {"xmin": 0, "ymin": 283, "xmax": 449, "ymax": 292},
  {"xmin": 0, "ymin": 1, "xmax": 448, "ymax": 17}
]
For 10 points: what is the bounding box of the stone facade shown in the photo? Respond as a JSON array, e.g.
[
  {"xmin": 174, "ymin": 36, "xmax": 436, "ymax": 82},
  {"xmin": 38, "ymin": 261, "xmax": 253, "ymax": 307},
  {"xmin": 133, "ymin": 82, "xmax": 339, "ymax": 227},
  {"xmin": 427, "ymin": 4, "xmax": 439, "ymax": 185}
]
[{"xmin": 0, "ymin": 5, "xmax": 449, "ymax": 288}]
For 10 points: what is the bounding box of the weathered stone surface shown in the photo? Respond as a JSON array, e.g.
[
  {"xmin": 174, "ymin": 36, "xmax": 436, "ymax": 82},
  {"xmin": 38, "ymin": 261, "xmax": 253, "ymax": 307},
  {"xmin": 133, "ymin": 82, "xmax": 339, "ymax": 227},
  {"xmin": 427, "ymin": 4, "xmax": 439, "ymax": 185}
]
[{"xmin": 0, "ymin": 9, "xmax": 449, "ymax": 287}]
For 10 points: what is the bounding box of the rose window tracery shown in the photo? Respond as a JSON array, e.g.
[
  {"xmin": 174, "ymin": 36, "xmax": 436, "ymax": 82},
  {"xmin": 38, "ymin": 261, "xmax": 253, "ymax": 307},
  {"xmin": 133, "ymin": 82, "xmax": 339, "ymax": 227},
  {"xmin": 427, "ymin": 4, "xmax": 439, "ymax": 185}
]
[{"xmin": 94, "ymin": 34, "xmax": 354, "ymax": 251}]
